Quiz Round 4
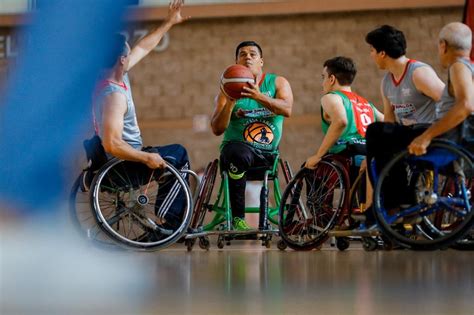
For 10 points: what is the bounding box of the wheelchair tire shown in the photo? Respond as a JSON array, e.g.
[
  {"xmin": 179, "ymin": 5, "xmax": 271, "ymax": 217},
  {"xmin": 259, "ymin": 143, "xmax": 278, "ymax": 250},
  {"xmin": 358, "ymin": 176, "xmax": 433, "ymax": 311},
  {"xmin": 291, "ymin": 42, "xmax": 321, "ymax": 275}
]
[
  {"xmin": 90, "ymin": 158, "xmax": 193, "ymax": 251},
  {"xmin": 373, "ymin": 141, "xmax": 474, "ymax": 250},
  {"xmin": 189, "ymin": 159, "xmax": 218, "ymax": 230},
  {"xmin": 69, "ymin": 172, "xmax": 116, "ymax": 248},
  {"xmin": 278, "ymin": 161, "xmax": 347, "ymax": 250},
  {"xmin": 450, "ymin": 228, "xmax": 474, "ymax": 250}
]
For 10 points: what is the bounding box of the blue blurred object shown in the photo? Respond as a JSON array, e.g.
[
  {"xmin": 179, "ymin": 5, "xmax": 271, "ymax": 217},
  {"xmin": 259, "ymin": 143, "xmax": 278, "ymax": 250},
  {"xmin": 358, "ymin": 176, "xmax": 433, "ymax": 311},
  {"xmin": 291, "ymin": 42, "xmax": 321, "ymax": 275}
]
[{"xmin": 0, "ymin": 1, "xmax": 128, "ymax": 213}]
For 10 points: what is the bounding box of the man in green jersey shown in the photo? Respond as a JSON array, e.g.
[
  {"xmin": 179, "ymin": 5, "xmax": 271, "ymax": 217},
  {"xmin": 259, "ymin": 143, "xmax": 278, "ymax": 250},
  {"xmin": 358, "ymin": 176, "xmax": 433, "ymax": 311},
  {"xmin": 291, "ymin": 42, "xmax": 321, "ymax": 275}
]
[
  {"xmin": 305, "ymin": 57, "xmax": 383, "ymax": 218},
  {"xmin": 305, "ymin": 56, "xmax": 383, "ymax": 169},
  {"xmin": 211, "ymin": 41, "xmax": 294, "ymax": 230}
]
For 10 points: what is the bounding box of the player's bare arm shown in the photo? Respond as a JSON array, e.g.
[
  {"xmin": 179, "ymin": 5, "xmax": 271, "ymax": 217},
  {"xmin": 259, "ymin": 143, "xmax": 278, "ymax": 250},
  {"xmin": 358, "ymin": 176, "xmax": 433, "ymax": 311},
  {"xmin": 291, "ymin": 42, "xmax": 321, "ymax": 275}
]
[
  {"xmin": 412, "ymin": 66, "xmax": 445, "ymax": 102},
  {"xmin": 211, "ymin": 91, "xmax": 236, "ymax": 136},
  {"xmin": 241, "ymin": 76, "xmax": 293, "ymax": 117},
  {"xmin": 127, "ymin": 0, "xmax": 189, "ymax": 71},
  {"xmin": 408, "ymin": 62, "xmax": 474, "ymax": 155},
  {"xmin": 101, "ymin": 93, "xmax": 165, "ymax": 169},
  {"xmin": 381, "ymin": 83, "xmax": 395, "ymax": 122},
  {"xmin": 374, "ymin": 106, "xmax": 385, "ymax": 122},
  {"xmin": 305, "ymin": 94, "xmax": 347, "ymax": 169}
]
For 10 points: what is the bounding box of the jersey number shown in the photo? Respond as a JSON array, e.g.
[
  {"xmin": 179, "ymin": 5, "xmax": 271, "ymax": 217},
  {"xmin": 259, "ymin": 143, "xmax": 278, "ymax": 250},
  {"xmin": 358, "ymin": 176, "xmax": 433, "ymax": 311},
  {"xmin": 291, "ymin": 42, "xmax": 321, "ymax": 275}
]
[{"xmin": 353, "ymin": 101, "xmax": 375, "ymax": 137}]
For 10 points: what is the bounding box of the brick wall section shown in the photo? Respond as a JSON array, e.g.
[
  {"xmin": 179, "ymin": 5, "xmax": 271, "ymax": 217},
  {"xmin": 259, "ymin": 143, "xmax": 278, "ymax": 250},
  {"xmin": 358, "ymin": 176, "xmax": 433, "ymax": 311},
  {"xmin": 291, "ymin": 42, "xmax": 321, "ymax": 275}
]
[{"xmin": 0, "ymin": 7, "xmax": 463, "ymax": 172}]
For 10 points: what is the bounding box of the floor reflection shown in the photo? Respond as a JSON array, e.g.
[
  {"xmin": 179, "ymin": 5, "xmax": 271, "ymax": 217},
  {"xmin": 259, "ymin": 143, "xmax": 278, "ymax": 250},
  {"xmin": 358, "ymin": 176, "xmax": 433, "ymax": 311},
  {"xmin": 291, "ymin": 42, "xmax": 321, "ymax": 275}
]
[
  {"xmin": 139, "ymin": 243, "xmax": 474, "ymax": 315},
  {"xmin": 5, "ymin": 228, "xmax": 470, "ymax": 315}
]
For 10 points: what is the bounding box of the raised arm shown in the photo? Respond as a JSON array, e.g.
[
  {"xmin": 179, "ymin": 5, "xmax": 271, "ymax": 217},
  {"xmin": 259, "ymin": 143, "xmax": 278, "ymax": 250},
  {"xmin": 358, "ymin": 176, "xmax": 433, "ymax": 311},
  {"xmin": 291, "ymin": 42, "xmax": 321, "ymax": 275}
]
[
  {"xmin": 127, "ymin": 0, "xmax": 189, "ymax": 71},
  {"xmin": 305, "ymin": 93, "xmax": 347, "ymax": 169},
  {"xmin": 101, "ymin": 92, "xmax": 165, "ymax": 169},
  {"xmin": 408, "ymin": 62, "xmax": 474, "ymax": 155},
  {"xmin": 241, "ymin": 76, "xmax": 293, "ymax": 117}
]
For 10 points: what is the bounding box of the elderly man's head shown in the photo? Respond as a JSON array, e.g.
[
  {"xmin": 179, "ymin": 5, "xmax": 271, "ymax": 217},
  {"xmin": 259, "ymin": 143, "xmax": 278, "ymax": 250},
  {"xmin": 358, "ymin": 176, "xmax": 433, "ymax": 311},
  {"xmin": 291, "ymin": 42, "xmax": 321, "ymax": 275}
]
[{"xmin": 438, "ymin": 22, "xmax": 472, "ymax": 67}]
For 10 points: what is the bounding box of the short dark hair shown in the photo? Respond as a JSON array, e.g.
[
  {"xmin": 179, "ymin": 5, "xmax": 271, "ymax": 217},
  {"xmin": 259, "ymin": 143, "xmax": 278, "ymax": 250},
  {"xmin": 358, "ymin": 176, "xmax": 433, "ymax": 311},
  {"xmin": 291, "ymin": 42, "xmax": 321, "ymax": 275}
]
[
  {"xmin": 235, "ymin": 41, "xmax": 263, "ymax": 59},
  {"xmin": 104, "ymin": 33, "xmax": 129, "ymax": 69},
  {"xmin": 323, "ymin": 56, "xmax": 357, "ymax": 86},
  {"xmin": 365, "ymin": 25, "xmax": 407, "ymax": 59}
]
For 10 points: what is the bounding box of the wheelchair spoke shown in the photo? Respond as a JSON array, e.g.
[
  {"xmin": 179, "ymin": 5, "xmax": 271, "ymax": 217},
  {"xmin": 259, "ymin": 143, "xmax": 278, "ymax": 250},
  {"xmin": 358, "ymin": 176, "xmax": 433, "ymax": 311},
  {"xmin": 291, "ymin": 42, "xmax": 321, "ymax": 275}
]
[{"xmin": 105, "ymin": 206, "xmax": 129, "ymax": 226}]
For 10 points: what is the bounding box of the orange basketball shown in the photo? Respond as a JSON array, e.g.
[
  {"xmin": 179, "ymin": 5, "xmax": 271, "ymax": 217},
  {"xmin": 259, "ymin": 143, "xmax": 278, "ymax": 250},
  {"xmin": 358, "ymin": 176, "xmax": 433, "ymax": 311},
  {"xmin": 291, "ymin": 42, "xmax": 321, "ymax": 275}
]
[{"xmin": 220, "ymin": 64, "xmax": 255, "ymax": 100}]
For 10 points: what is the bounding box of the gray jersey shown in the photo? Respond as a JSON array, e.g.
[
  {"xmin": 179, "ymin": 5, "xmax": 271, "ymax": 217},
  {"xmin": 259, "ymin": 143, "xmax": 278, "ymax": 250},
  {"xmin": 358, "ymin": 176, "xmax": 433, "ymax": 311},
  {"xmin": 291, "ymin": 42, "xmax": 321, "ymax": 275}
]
[
  {"xmin": 382, "ymin": 60, "xmax": 438, "ymax": 125},
  {"xmin": 437, "ymin": 58, "xmax": 474, "ymax": 119},
  {"xmin": 94, "ymin": 73, "xmax": 143, "ymax": 149}
]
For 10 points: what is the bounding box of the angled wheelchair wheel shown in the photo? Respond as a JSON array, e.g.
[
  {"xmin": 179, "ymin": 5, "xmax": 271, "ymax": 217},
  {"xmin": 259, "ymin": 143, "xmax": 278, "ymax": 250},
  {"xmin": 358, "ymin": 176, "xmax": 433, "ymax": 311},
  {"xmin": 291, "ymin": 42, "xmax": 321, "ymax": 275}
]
[
  {"xmin": 189, "ymin": 159, "xmax": 218, "ymax": 231},
  {"xmin": 373, "ymin": 141, "xmax": 474, "ymax": 250},
  {"xmin": 90, "ymin": 159, "xmax": 193, "ymax": 251},
  {"xmin": 418, "ymin": 173, "xmax": 474, "ymax": 250},
  {"xmin": 69, "ymin": 172, "xmax": 116, "ymax": 247},
  {"xmin": 279, "ymin": 161, "xmax": 347, "ymax": 250}
]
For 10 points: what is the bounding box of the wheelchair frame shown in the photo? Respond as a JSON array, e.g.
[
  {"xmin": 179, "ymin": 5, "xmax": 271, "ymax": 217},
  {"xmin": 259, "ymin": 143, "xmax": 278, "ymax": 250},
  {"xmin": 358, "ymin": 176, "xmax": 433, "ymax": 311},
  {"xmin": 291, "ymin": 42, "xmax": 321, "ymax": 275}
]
[{"xmin": 185, "ymin": 151, "xmax": 293, "ymax": 250}]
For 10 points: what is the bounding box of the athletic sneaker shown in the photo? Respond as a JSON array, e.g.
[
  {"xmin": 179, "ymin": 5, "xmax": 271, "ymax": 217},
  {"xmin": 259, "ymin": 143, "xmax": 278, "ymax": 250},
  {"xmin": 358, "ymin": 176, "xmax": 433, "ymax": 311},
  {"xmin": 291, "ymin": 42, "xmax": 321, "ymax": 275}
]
[{"xmin": 233, "ymin": 217, "xmax": 252, "ymax": 231}]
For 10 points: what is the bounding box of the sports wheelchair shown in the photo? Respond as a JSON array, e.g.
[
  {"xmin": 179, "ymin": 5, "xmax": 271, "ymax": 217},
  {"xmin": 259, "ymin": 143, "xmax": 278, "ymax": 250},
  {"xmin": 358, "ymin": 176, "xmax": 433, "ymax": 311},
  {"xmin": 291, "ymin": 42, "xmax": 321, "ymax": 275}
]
[
  {"xmin": 371, "ymin": 139, "xmax": 473, "ymax": 250},
  {"xmin": 70, "ymin": 138, "xmax": 199, "ymax": 251},
  {"xmin": 278, "ymin": 145, "xmax": 384, "ymax": 251},
  {"xmin": 184, "ymin": 150, "xmax": 293, "ymax": 251}
]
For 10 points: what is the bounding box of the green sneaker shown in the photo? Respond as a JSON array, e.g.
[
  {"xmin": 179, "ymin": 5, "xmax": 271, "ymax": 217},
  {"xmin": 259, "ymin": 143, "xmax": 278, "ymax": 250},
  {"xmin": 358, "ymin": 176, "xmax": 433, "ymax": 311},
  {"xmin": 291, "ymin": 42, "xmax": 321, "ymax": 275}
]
[{"xmin": 233, "ymin": 217, "xmax": 252, "ymax": 231}]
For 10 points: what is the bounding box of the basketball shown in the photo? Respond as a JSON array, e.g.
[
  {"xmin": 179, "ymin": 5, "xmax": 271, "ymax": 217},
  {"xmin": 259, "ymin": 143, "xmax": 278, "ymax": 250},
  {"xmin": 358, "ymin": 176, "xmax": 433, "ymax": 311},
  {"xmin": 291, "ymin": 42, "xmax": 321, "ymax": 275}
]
[{"xmin": 220, "ymin": 64, "xmax": 255, "ymax": 100}]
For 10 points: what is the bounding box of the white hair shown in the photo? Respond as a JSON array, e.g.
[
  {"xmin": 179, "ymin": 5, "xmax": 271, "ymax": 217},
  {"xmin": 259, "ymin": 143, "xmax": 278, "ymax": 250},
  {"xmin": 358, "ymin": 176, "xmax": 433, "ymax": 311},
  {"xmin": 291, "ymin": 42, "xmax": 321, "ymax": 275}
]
[{"xmin": 439, "ymin": 22, "xmax": 472, "ymax": 51}]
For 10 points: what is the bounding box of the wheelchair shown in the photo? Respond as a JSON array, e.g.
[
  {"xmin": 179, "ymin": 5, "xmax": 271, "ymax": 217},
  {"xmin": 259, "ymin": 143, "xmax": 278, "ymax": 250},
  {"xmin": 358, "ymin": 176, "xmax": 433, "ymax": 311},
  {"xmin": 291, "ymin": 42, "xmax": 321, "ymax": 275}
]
[
  {"xmin": 371, "ymin": 139, "xmax": 474, "ymax": 250},
  {"xmin": 278, "ymin": 146, "xmax": 387, "ymax": 251},
  {"xmin": 70, "ymin": 139, "xmax": 198, "ymax": 251},
  {"xmin": 185, "ymin": 150, "xmax": 293, "ymax": 251}
]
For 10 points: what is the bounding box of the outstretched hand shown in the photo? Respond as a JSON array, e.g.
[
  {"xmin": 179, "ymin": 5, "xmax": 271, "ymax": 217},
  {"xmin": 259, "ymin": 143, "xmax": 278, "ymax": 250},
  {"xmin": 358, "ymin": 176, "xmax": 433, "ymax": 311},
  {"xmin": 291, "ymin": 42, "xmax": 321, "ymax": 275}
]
[{"xmin": 166, "ymin": 0, "xmax": 190, "ymax": 26}]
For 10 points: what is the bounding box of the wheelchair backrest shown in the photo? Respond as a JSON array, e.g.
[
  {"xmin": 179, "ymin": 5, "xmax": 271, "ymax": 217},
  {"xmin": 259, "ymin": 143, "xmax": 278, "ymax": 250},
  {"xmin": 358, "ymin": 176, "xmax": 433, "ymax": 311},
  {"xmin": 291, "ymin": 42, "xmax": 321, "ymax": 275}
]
[
  {"xmin": 461, "ymin": 114, "xmax": 474, "ymax": 152},
  {"xmin": 83, "ymin": 135, "xmax": 108, "ymax": 171}
]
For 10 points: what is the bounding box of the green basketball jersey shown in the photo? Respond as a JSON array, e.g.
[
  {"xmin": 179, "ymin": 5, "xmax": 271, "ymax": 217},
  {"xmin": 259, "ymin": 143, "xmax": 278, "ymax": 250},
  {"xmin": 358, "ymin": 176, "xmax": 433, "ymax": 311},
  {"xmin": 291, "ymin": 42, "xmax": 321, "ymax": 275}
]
[
  {"xmin": 322, "ymin": 90, "xmax": 378, "ymax": 154},
  {"xmin": 221, "ymin": 73, "xmax": 283, "ymax": 152}
]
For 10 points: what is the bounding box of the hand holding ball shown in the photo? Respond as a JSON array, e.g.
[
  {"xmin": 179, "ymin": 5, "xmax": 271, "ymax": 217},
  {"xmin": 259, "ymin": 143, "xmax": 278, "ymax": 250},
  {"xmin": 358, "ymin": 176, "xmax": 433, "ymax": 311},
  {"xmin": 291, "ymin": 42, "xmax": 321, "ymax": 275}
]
[{"xmin": 220, "ymin": 65, "xmax": 255, "ymax": 100}]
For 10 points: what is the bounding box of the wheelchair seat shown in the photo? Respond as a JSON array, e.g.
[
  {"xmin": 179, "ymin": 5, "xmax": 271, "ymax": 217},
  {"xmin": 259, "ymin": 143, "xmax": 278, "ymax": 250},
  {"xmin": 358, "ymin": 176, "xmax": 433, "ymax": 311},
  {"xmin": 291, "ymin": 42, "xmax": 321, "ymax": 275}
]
[{"xmin": 240, "ymin": 156, "xmax": 278, "ymax": 181}]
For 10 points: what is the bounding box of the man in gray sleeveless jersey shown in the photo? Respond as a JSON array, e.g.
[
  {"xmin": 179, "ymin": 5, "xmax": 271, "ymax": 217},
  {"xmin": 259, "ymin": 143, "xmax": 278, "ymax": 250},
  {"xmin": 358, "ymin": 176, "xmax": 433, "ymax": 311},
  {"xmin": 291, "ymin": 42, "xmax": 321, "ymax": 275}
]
[
  {"xmin": 367, "ymin": 25, "xmax": 445, "ymax": 126},
  {"xmin": 364, "ymin": 25, "xmax": 445, "ymax": 212},
  {"xmin": 95, "ymin": 0, "xmax": 190, "ymax": 230},
  {"xmin": 98, "ymin": 0, "xmax": 189, "ymax": 170},
  {"xmin": 409, "ymin": 22, "xmax": 474, "ymax": 155}
]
